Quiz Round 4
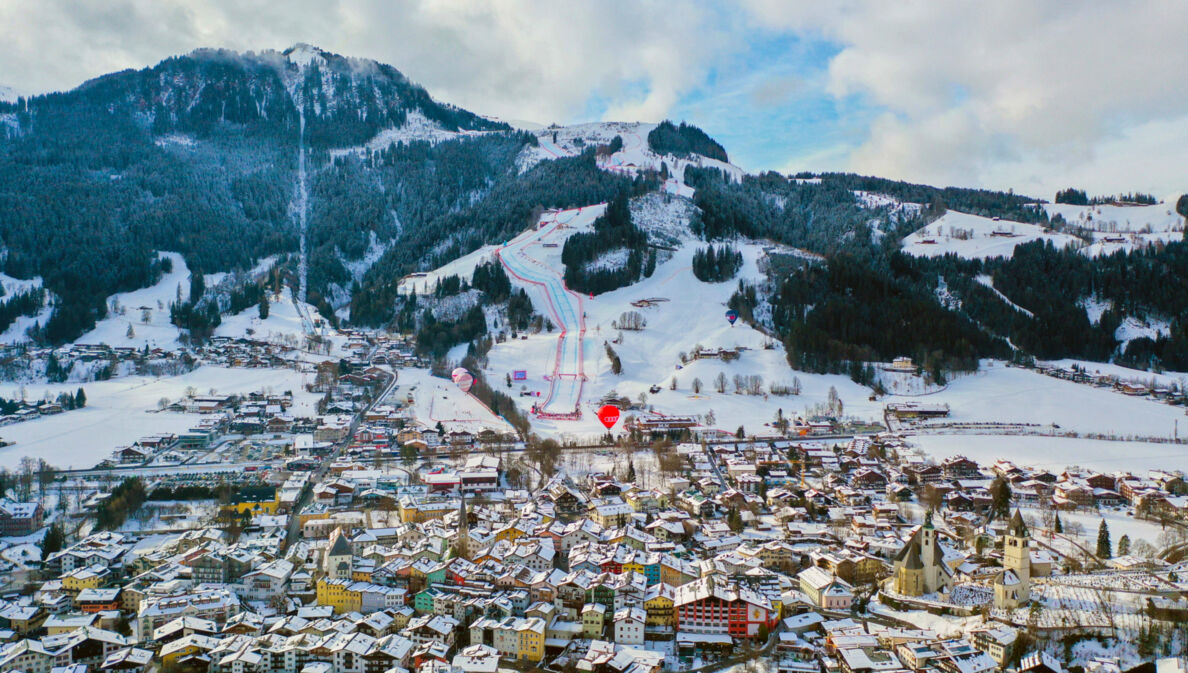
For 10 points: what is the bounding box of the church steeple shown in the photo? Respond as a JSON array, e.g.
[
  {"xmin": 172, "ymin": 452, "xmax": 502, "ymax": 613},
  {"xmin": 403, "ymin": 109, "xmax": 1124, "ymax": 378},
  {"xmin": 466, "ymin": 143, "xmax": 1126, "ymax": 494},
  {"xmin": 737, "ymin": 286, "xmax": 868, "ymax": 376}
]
[
  {"xmin": 1008, "ymin": 509, "xmax": 1028, "ymax": 537},
  {"xmin": 455, "ymin": 490, "xmax": 470, "ymax": 560}
]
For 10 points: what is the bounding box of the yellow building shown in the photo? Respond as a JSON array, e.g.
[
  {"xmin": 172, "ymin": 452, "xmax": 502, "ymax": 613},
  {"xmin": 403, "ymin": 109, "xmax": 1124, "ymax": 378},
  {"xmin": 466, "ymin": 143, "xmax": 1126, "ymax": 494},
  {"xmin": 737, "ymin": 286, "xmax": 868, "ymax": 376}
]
[
  {"xmin": 493, "ymin": 521, "xmax": 530, "ymax": 544},
  {"xmin": 517, "ymin": 617, "xmax": 546, "ymax": 662},
  {"xmin": 621, "ymin": 559, "xmax": 644, "ymax": 577},
  {"xmin": 160, "ymin": 634, "xmax": 220, "ymax": 666},
  {"xmin": 398, "ymin": 498, "xmax": 456, "ymax": 524},
  {"xmin": 391, "ymin": 606, "xmax": 414, "ymax": 630},
  {"xmin": 298, "ymin": 511, "xmax": 333, "ymax": 527},
  {"xmin": 643, "ymin": 585, "xmax": 675, "ymax": 627},
  {"xmin": 316, "ymin": 578, "xmax": 362, "ymax": 613},
  {"xmin": 660, "ymin": 560, "xmax": 696, "ymax": 588},
  {"xmin": 62, "ymin": 565, "xmax": 110, "ymax": 594},
  {"xmin": 221, "ymin": 488, "xmax": 281, "ymax": 516}
]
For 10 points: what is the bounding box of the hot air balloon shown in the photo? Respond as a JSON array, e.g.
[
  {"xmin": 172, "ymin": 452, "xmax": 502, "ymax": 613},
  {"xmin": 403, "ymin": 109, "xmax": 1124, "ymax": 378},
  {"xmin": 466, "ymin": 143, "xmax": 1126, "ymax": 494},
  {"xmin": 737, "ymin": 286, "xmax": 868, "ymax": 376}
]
[
  {"xmin": 451, "ymin": 367, "xmax": 474, "ymax": 393},
  {"xmin": 597, "ymin": 405, "xmax": 621, "ymax": 429},
  {"xmin": 725, "ymin": 309, "xmax": 738, "ymax": 326}
]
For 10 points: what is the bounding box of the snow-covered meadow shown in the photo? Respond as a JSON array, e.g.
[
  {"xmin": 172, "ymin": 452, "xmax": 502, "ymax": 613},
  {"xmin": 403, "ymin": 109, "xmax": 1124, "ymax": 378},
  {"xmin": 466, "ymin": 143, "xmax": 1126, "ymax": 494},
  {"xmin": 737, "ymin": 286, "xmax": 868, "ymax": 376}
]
[
  {"xmin": 0, "ymin": 366, "xmax": 319, "ymax": 470},
  {"xmin": 901, "ymin": 211, "xmax": 1079, "ymax": 259}
]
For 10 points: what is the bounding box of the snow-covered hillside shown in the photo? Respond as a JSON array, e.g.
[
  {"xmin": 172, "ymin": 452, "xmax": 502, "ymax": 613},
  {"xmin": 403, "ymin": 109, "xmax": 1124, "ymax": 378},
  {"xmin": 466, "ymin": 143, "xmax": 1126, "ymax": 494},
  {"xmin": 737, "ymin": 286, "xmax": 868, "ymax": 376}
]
[
  {"xmin": 397, "ymin": 244, "xmax": 502, "ymax": 296},
  {"xmin": 520, "ymin": 121, "xmax": 745, "ymax": 198},
  {"xmin": 475, "ymin": 205, "xmax": 874, "ymax": 440},
  {"xmin": 330, "ymin": 110, "xmax": 494, "ymax": 159},
  {"xmin": 0, "ymin": 273, "xmax": 52, "ymax": 344},
  {"xmin": 75, "ymin": 252, "xmax": 192, "ymax": 348},
  {"xmin": 1044, "ymin": 199, "xmax": 1185, "ymax": 257},
  {"xmin": 0, "ymin": 85, "xmax": 19, "ymax": 104},
  {"xmin": 902, "ymin": 201, "xmax": 1187, "ymax": 261},
  {"xmin": 901, "ymin": 211, "xmax": 1080, "ymax": 259},
  {"xmin": 215, "ymin": 290, "xmax": 345, "ymax": 356}
]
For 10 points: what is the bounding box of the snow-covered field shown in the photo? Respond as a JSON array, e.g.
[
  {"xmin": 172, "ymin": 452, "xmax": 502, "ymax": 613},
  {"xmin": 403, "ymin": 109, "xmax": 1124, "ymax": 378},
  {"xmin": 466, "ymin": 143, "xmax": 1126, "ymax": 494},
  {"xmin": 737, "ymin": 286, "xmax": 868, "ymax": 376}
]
[
  {"xmin": 1019, "ymin": 505, "xmax": 1171, "ymax": 551},
  {"xmin": 915, "ymin": 434, "xmax": 1188, "ymax": 474},
  {"xmin": 0, "ymin": 366, "xmax": 319, "ymax": 470},
  {"xmin": 215, "ymin": 290, "xmax": 344, "ymax": 356},
  {"xmin": 895, "ymin": 361, "xmax": 1186, "ymax": 438},
  {"xmin": 1047, "ymin": 197, "xmax": 1186, "ymax": 257},
  {"xmin": 385, "ymin": 367, "xmax": 513, "ymax": 435},
  {"xmin": 1043, "ymin": 359, "xmax": 1188, "ymax": 388},
  {"xmin": 901, "ymin": 211, "xmax": 1080, "ymax": 259},
  {"xmin": 1046, "ymin": 200, "xmax": 1185, "ymax": 257},
  {"xmin": 74, "ymin": 252, "xmax": 191, "ymax": 348}
]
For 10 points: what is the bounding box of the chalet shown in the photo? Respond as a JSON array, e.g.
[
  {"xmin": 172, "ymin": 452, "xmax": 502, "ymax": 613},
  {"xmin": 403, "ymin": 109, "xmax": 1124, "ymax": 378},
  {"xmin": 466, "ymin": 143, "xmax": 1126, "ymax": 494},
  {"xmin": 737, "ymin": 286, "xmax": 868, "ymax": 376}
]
[
  {"xmin": 187, "ymin": 396, "xmax": 232, "ymax": 414},
  {"xmin": 0, "ymin": 499, "xmax": 44, "ymax": 536},
  {"xmin": 942, "ymin": 456, "xmax": 981, "ymax": 479},
  {"xmin": 113, "ymin": 445, "xmax": 151, "ymax": 465}
]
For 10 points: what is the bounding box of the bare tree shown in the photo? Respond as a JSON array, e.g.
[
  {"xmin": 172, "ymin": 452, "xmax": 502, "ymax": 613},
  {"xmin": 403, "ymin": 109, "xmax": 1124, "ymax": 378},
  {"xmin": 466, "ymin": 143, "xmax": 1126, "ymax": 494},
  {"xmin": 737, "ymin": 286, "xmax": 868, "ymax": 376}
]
[
  {"xmin": 692, "ymin": 378, "xmax": 702, "ymax": 394},
  {"xmin": 617, "ymin": 311, "xmax": 646, "ymax": 331},
  {"xmin": 714, "ymin": 372, "xmax": 728, "ymax": 394},
  {"xmin": 746, "ymin": 375, "xmax": 764, "ymax": 395}
]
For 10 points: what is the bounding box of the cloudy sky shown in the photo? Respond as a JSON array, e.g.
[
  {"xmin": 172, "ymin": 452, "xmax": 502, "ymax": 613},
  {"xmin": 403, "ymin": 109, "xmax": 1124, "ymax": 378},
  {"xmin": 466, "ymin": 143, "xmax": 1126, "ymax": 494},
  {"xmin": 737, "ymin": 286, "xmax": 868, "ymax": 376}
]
[{"xmin": 2, "ymin": 0, "xmax": 1186, "ymax": 199}]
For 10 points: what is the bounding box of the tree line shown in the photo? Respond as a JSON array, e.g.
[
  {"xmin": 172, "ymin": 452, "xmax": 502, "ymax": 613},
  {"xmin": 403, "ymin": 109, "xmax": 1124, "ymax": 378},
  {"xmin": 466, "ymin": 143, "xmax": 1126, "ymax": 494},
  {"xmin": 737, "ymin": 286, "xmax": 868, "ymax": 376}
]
[
  {"xmin": 561, "ymin": 191, "xmax": 656, "ymax": 295},
  {"xmin": 692, "ymin": 244, "xmax": 743, "ymax": 282}
]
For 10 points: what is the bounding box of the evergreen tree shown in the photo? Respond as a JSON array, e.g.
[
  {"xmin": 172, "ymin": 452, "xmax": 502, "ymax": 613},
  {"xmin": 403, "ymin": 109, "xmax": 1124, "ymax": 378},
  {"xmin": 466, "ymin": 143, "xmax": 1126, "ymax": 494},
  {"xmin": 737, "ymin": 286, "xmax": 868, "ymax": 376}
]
[
  {"xmin": 727, "ymin": 506, "xmax": 743, "ymax": 532},
  {"xmin": 1054, "ymin": 512, "xmax": 1063, "ymax": 534},
  {"xmin": 259, "ymin": 293, "xmax": 270, "ymax": 320},
  {"xmin": 1096, "ymin": 519, "xmax": 1112, "ymax": 559},
  {"xmin": 989, "ymin": 477, "xmax": 1012, "ymax": 520},
  {"xmin": 41, "ymin": 522, "xmax": 65, "ymax": 560},
  {"xmin": 45, "ymin": 352, "xmax": 67, "ymax": 383},
  {"xmin": 1117, "ymin": 534, "xmax": 1130, "ymax": 556}
]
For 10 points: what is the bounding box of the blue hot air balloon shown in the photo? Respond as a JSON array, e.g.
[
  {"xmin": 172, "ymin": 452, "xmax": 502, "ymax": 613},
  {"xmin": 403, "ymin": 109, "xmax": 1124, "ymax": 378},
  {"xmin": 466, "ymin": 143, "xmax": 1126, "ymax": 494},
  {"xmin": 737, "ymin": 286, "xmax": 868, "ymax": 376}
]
[{"xmin": 725, "ymin": 309, "xmax": 738, "ymax": 326}]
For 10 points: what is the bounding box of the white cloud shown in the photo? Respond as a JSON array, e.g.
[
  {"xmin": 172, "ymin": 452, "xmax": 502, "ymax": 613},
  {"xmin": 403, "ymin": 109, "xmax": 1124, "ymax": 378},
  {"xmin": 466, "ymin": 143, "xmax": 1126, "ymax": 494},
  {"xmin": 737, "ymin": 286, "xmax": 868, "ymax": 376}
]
[
  {"xmin": 744, "ymin": 0, "xmax": 1188, "ymax": 196},
  {"xmin": 1, "ymin": 1, "xmax": 1185, "ymax": 196},
  {"xmin": 0, "ymin": 0, "xmax": 738, "ymax": 126}
]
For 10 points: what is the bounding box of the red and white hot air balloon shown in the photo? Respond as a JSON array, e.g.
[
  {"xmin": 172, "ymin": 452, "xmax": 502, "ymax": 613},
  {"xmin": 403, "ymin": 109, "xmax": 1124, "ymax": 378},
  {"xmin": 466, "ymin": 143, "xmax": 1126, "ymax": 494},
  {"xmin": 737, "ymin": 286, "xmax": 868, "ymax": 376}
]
[{"xmin": 451, "ymin": 367, "xmax": 474, "ymax": 393}]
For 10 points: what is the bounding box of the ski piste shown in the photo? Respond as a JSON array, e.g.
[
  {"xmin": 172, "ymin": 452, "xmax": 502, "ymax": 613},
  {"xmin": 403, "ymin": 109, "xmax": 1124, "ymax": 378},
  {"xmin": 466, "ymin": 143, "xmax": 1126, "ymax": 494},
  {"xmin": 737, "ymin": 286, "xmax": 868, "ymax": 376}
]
[{"xmin": 496, "ymin": 207, "xmax": 591, "ymax": 420}]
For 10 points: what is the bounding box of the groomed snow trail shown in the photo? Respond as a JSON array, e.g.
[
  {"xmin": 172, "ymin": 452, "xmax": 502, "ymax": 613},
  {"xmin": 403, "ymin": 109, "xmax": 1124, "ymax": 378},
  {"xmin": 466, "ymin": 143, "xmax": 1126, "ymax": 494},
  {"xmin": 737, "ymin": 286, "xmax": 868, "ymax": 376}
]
[{"xmin": 496, "ymin": 208, "xmax": 589, "ymax": 419}]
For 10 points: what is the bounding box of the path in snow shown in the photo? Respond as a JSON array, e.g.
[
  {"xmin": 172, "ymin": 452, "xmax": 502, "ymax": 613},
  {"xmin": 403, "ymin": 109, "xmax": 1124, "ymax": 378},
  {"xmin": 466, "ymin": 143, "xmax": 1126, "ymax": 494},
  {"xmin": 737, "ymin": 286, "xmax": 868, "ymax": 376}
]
[
  {"xmin": 975, "ymin": 274, "xmax": 1034, "ymax": 318},
  {"xmin": 496, "ymin": 208, "xmax": 589, "ymax": 419}
]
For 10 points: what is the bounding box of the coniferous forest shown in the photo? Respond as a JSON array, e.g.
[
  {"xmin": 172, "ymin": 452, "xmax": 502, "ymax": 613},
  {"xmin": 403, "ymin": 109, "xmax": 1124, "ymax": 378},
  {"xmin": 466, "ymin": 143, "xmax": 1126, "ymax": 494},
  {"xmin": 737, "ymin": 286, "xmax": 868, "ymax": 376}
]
[{"xmin": 2, "ymin": 45, "xmax": 1186, "ymax": 380}]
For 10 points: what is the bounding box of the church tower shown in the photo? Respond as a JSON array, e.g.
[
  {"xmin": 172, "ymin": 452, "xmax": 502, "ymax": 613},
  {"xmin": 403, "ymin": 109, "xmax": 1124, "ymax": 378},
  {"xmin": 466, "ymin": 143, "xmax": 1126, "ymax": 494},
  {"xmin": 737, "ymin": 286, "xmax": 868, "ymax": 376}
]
[
  {"xmin": 995, "ymin": 509, "xmax": 1031, "ymax": 608},
  {"xmin": 324, "ymin": 527, "xmax": 353, "ymax": 580},
  {"xmin": 455, "ymin": 490, "xmax": 471, "ymax": 560}
]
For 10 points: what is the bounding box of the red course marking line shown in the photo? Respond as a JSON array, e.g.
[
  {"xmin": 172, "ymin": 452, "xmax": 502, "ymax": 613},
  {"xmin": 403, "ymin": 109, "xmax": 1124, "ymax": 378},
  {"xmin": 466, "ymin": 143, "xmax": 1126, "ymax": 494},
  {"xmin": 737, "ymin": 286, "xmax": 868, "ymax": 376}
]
[{"xmin": 496, "ymin": 208, "xmax": 588, "ymax": 414}]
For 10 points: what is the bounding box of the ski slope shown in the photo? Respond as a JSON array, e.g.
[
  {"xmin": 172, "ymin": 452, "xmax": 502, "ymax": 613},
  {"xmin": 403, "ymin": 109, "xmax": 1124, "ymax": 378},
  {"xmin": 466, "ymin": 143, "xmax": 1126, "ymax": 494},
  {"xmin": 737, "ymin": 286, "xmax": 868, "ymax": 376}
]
[{"xmin": 496, "ymin": 207, "xmax": 600, "ymax": 419}]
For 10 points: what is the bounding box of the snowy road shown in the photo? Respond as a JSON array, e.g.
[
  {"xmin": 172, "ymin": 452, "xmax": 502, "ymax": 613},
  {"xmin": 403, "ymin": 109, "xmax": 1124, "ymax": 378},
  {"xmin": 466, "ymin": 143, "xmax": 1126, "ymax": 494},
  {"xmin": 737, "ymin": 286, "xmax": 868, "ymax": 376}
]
[{"xmin": 497, "ymin": 208, "xmax": 590, "ymax": 419}]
